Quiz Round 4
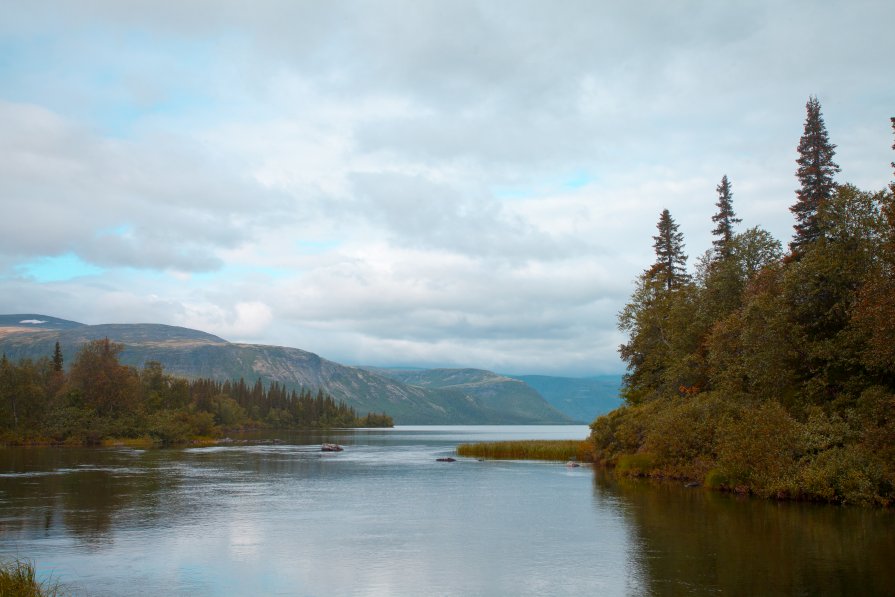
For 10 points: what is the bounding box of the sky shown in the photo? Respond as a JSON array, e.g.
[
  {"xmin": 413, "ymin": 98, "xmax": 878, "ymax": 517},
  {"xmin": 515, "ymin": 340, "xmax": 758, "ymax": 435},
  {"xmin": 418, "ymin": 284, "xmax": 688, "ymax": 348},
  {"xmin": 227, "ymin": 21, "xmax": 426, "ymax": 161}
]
[{"xmin": 0, "ymin": 1, "xmax": 893, "ymax": 376}]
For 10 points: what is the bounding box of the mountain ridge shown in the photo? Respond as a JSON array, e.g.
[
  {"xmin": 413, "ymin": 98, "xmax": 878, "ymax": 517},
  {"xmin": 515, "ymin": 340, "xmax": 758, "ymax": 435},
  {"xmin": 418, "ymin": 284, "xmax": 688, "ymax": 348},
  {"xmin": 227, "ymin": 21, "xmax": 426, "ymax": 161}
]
[{"xmin": 0, "ymin": 314, "xmax": 572, "ymax": 425}]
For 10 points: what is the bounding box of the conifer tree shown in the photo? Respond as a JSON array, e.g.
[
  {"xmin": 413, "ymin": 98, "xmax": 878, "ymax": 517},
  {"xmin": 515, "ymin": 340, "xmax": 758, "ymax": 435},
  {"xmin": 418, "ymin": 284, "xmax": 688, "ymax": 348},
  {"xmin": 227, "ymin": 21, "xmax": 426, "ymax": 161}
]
[
  {"xmin": 790, "ymin": 96, "xmax": 840, "ymax": 254},
  {"xmin": 52, "ymin": 341, "xmax": 63, "ymax": 372},
  {"xmin": 651, "ymin": 208, "xmax": 689, "ymax": 291},
  {"xmin": 711, "ymin": 175, "xmax": 741, "ymax": 260}
]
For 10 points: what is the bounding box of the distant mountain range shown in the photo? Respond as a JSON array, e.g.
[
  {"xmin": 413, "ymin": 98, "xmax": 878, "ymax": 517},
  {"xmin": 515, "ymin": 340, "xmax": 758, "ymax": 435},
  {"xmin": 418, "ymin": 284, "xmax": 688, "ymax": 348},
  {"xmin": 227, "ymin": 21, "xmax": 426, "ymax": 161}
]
[
  {"xmin": 510, "ymin": 375, "xmax": 623, "ymax": 423},
  {"xmin": 0, "ymin": 314, "xmax": 619, "ymax": 425}
]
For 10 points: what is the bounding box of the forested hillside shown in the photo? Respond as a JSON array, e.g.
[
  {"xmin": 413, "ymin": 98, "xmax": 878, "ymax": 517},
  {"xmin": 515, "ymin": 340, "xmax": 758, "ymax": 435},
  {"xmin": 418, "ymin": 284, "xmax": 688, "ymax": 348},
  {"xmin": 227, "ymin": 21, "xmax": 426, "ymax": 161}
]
[
  {"xmin": 591, "ymin": 100, "xmax": 895, "ymax": 506},
  {"xmin": 0, "ymin": 338, "xmax": 392, "ymax": 445},
  {"xmin": 0, "ymin": 320, "xmax": 564, "ymax": 424}
]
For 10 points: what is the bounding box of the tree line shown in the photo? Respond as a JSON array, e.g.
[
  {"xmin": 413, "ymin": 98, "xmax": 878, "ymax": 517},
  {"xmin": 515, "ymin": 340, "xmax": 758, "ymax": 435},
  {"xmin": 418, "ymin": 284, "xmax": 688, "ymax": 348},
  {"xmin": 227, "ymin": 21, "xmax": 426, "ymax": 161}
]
[
  {"xmin": 0, "ymin": 338, "xmax": 392, "ymax": 445},
  {"xmin": 592, "ymin": 98, "xmax": 895, "ymax": 505}
]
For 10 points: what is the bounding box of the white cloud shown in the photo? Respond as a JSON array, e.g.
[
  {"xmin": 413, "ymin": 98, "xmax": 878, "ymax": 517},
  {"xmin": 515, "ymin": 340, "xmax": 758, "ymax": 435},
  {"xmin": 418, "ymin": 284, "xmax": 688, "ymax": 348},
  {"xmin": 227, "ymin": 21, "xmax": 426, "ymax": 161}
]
[{"xmin": 0, "ymin": 1, "xmax": 892, "ymax": 375}]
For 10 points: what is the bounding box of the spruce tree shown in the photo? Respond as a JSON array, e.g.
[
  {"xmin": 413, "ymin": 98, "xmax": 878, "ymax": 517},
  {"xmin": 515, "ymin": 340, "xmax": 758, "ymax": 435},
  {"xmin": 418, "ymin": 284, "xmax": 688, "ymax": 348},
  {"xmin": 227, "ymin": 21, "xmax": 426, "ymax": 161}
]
[
  {"xmin": 711, "ymin": 175, "xmax": 741, "ymax": 260},
  {"xmin": 52, "ymin": 341, "xmax": 64, "ymax": 372},
  {"xmin": 790, "ymin": 96, "xmax": 840, "ymax": 254},
  {"xmin": 651, "ymin": 208, "xmax": 689, "ymax": 292}
]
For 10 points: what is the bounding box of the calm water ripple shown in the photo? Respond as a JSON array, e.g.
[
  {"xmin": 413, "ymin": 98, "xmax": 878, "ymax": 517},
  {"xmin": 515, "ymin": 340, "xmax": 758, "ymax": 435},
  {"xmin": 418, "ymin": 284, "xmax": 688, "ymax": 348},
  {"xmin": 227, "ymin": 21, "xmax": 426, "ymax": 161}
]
[{"xmin": 1, "ymin": 425, "xmax": 892, "ymax": 596}]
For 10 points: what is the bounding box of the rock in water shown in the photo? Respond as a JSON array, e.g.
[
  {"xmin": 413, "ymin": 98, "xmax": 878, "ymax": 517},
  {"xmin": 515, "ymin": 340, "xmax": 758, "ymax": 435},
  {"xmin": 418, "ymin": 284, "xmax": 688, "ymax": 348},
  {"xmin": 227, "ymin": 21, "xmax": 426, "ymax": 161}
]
[
  {"xmin": 321, "ymin": 443, "xmax": 343, "ymax": 452},
  {"xmin": 436, "ymin": 457, "xmax": 457, "ymax": 462}
]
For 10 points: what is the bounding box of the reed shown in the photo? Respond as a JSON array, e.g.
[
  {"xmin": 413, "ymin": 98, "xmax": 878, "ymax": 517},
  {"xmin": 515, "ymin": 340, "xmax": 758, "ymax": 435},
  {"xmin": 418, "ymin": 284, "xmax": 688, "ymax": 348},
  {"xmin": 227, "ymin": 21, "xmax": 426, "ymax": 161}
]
[
  {"xmin": 0, "ymin": 559, "xmax": 62, "ymax": 597},
  {"xmin": 456, "ymin": 439, "xmax": 594, "ymax": 462}
]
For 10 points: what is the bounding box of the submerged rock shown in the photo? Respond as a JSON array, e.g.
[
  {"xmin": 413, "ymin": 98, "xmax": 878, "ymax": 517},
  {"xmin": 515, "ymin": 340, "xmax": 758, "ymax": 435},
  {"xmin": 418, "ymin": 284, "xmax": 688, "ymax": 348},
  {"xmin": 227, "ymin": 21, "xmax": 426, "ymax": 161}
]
[
  {"xmin": 436, "ymin": 457, "xmax": 457, "ymax": 462},
  {"xmin": 321, "ymin": 443, "xmax": 344, "ymax": 452}
]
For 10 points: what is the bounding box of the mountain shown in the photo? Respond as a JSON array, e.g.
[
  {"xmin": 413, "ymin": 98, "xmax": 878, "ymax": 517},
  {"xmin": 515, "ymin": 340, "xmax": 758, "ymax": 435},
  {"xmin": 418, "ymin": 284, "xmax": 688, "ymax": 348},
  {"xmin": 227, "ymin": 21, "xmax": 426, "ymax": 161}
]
[
  {"xmin": 0, "ymin": 315, "xmax": 570, "ymax": 425},
  {"xmin": 510, "ymin": 374, "xmax": 624, "ymax": 423},
  {"xmin": 367, "ymin": 367, "xmax": 575, "ymax": 424}
]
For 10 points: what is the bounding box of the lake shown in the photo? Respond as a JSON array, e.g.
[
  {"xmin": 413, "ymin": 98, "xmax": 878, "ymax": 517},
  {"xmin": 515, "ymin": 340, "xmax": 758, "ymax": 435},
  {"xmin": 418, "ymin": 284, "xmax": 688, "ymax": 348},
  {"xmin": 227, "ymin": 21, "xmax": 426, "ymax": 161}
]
[{"xmin": 1, "ymin": 426, "xmax": 893, "ymax": 596}]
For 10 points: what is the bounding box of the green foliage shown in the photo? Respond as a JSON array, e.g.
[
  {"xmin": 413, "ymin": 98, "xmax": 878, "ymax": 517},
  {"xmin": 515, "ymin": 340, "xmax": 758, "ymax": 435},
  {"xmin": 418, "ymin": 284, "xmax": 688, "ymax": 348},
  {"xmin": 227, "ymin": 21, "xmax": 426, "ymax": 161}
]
[
  {"xmin": 603, "ymin": 102, "xmax": 895, "ymax": 506},
  {"xmin": 716, "ymin": 401, "xmax": 801, "ymax": 496},
  {"xmin": 651, "ymin": 208, "xmax": 690, "ymax": 291},
  {"xmin": 0, "ymin": 339, "xmax": 392, "ymax": 446},
  {"xmin": 616, "ymin": 453, "xmax": 656, "ymax": 476},
  {"xmin": 791, "ymin": 95, "xmax": 840, "ymax": 254},
  {"xmin": 711, "ymin": 174, "xmax": 741, "ymax": 260}
]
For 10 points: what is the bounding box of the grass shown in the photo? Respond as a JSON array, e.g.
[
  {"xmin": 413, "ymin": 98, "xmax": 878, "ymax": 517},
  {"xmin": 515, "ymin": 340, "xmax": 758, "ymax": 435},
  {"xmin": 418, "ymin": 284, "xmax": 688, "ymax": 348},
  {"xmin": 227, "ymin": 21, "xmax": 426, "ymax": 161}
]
[
  {"xmin": 456, "ymin": 440, "xmax": 594, "ymax": 462},
  {"xmin": 0, "ymin": 559, "xmax": 63, "ymax": 597},
  {"xmin": 100, "ymin": 436, "xmax": 157, "ymax": 448}
]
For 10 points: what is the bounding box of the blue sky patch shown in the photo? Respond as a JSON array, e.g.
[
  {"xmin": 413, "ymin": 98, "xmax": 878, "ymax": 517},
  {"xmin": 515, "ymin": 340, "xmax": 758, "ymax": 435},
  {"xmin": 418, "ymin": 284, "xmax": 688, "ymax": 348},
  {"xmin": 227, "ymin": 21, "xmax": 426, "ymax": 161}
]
[{"xmin": 16, "ymin": 253, "xmax": 104, "ymax": 282}]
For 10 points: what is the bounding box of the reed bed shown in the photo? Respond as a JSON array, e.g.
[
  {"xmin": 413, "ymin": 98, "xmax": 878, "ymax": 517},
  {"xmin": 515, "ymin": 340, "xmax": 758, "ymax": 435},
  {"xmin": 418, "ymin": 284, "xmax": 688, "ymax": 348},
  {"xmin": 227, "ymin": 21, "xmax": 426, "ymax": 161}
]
[
  {"xmin": 0, "ymin": 559, "xmax": 62, "ymax": 597},
  {"xmin": 456, "ymin": 439, "xmax": 594, "ymax": 462}
]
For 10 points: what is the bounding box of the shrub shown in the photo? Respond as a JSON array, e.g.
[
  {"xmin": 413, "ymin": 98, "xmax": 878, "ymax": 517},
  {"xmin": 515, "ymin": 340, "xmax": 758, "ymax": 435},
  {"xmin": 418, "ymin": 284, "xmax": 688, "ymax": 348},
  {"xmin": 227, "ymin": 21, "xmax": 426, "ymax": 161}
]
[
  {"xmin": 799, "ymin": 445, "xmax": 889, "ymax": 506},
  {"xmin": 715, "ymin": 400, "xmax": 800, "ymax": 496},
  {"xmin": 616, "ymin": 453, "xmax": 656, "ymax": 476}
]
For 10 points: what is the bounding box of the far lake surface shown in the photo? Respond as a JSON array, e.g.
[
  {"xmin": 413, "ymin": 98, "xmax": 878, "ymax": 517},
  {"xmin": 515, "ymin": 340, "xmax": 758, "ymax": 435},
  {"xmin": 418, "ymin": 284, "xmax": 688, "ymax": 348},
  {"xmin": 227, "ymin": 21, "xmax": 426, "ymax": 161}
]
[{"xmin": 1, "ymin": 425, "xmax": 893, "ymax": 596}]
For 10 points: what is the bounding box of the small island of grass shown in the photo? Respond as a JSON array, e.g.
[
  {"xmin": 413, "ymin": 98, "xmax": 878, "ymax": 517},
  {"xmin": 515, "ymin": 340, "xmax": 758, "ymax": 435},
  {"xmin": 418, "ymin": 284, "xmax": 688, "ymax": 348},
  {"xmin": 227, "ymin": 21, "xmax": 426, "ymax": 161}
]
[{"xmin": 457, "ymin": 439, "xmax": 593, "ymax": 462}]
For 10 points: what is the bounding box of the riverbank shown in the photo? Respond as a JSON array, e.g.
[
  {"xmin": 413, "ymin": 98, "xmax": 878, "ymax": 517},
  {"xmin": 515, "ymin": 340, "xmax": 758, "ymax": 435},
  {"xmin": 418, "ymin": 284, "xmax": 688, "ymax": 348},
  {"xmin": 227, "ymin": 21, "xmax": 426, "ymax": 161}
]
[{"xmin": 590, "ymin": 393, "xmax": 895, "ymax": 507}]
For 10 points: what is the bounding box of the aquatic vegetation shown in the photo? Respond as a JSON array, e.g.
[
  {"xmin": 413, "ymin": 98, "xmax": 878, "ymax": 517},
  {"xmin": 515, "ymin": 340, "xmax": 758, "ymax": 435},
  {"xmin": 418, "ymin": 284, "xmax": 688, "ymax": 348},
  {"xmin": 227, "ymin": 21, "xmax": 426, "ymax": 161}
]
[
  {"xmin": 457, "ymin": 439, "xmax": 593, "ymax": 462},
  {"xmin": 0, "ymin": 559, "xmax": 62, "ymax": 597}
]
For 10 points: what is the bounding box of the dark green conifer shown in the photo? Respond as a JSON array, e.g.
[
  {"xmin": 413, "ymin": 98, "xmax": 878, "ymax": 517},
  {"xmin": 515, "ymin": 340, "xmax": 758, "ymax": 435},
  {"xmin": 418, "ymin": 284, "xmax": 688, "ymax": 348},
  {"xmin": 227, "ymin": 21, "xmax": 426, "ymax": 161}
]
[
  {"xmin": 651, "ymin": 209, "xmax": 689, "ymax": 291},
  {"xmin": 790, "ymin": 96, "xmax": 840, "ymax": 254},
  {"xmin": 711, "ymin": 175, "xmax": 741, "ymax": 260},
  {"xmin": 52, "ymin": 341, "xmax": 64, "ymax": 372}
]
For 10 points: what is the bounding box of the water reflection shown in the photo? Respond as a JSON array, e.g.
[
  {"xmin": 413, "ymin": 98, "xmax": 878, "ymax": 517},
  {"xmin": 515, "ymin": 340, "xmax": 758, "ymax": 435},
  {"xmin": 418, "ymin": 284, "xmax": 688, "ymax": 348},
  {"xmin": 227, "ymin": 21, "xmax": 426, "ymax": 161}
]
[
  {"xmin": 596, "ymin": 470, "xmax": 895, "ymax": 596},
  {"xmin": 0, "ymin": 449, "xmax": 179, "ymax": 546},
  {"xmin": 1, "ymin": 427, "xmax": 892, "ymax": 597}
]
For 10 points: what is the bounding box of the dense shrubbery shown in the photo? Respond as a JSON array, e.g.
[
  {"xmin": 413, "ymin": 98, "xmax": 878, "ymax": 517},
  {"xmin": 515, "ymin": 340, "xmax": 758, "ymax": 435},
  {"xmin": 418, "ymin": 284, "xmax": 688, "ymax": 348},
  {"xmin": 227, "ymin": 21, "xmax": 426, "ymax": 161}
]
[
  {"xmin": 0, "ymin": 339, "xmax": 392, "ymax": 445},
  {"xmin": 592, "ymin": 103, "xmax": 895, "ymax": 506}
]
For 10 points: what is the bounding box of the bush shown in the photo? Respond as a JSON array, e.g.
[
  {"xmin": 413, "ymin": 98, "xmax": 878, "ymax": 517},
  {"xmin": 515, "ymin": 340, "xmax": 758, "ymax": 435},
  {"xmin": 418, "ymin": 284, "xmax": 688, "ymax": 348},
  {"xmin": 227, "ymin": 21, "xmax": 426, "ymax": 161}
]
[
  {"xmin": 616, "ymin": 453, "xmax": 656, "ymax": 476},
  {"xmin": 715, "ymin": 400, "xmax": 801, "ymax": 496},
  {"xmin": 798, "ymin": 445, "xmax": 889, "ymax": 506}
]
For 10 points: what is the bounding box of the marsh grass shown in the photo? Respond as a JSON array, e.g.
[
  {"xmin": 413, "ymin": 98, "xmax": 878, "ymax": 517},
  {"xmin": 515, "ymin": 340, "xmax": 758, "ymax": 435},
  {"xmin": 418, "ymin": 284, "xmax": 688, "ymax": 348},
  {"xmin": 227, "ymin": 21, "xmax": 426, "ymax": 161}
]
[
  {"xmin": 457, "ymin": 440, "xmax": 593, "ymax": 462},
  {"xmin": 0, "ymin": 559, "xmax": 63, "ymax": 597},
  {"xmin": 100, "ymin": 436, "xmax": 157, "ymax": 448}
]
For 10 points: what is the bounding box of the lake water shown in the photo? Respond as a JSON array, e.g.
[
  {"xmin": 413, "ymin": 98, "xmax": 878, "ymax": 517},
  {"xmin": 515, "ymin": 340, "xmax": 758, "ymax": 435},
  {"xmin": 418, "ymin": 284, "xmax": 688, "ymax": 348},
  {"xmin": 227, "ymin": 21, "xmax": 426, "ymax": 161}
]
[{"xmin": 1, "ymin": 426, "xmax": 893, "ymax": 596}]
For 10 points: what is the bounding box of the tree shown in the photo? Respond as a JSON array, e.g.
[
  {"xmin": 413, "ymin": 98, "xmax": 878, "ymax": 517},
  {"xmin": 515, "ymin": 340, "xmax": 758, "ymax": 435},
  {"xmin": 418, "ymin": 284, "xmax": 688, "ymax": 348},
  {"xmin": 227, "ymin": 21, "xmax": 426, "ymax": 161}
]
[
  {"xmin": 711, "ymin": 175, "xmax": 741, "ymax": 260},
  {"xmin": 68, "ymin": 338, "xmax": 139, "ymax": 417},
  {"xmin": 651, "ymin": 209, "xmax": 689, "ymax": 292},
  {"xmin": 52, "ymin": 341, "xmax": 64, "ymax": 372},
  {"xmin": 790, "ymin": 96, "xmax": 840, "ymax": 255}
]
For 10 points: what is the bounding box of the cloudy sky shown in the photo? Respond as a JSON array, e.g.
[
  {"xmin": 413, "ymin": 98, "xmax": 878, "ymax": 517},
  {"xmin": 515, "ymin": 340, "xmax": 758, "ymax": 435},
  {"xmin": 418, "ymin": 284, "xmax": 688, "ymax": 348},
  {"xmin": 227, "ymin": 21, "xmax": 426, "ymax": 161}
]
[{"xmin": 1, "ymin": 1, "xmax": 892, "ymax": 376}]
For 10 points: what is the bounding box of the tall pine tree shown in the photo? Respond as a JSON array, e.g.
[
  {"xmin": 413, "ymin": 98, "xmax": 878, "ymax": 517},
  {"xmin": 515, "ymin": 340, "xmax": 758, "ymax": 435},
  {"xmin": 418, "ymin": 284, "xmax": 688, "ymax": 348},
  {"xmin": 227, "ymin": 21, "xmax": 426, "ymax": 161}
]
[
  {"xmin": 790, "ymin": 96, "xmax": 840, "ymax": 254},
  {"xmin": 711, "ymin": 175, "xmax": 741, "ymax": 260},
  {"xmin": 650, "ymin": 209, "xmax": 689, "ymax": 292},
  {"xmin": 52, "ymin": 341, "xmax": 64, "ymax": 372}
]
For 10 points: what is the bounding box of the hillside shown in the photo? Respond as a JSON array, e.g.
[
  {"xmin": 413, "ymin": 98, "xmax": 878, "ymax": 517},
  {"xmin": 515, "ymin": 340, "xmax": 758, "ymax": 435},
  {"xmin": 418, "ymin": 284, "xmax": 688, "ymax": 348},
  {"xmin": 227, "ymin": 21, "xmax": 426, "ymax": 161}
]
[
  {"xmin": 368, "ymin": 368, "xmax": 574, "ymax": 424},
  {"xmin": 0, "ymin": 315, "xmax": 570, "ymax": 425},
  {"xmin": 511, "ymin": 374, "xmax": 623, "ymax": 423}
]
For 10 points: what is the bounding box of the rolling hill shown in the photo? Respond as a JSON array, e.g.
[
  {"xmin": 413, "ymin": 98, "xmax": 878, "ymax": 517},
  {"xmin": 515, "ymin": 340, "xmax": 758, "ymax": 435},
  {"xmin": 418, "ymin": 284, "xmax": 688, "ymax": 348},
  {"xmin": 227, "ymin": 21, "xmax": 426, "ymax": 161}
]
[
  {"xmin": 0, "ymin": 314, "xmax": 571, "ymax": 425},
  {"xmin": 366, "ymin": 367, "xmax": 574, "ymax": 424},
  {"xmin": 510, "ymin": 374, "xmax": 624, "ymax": 423}
]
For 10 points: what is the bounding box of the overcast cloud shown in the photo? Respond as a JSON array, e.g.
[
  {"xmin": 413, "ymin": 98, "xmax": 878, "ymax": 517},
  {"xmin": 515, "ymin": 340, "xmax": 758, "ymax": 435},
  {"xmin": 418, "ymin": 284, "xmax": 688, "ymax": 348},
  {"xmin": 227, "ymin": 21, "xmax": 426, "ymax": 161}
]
[{"xmin": 1, "ymin": 1, "xmax": 892, "ymax": 375}]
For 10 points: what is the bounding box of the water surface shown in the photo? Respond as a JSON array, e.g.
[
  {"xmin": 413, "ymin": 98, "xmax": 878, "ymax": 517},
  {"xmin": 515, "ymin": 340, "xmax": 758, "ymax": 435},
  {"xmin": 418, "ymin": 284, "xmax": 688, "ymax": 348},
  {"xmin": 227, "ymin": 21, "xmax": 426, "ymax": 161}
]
[{"xmin": 1, "ymin": 426, "xmax": 892, "ymax": 596}]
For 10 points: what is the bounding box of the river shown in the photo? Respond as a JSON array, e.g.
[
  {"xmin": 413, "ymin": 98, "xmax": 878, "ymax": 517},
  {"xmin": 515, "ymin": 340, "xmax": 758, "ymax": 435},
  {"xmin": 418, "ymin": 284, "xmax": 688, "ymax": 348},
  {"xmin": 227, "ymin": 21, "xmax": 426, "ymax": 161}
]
[{"xmin": 1, "ymin": 426, "xmax": 892, "ymax": 596}]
